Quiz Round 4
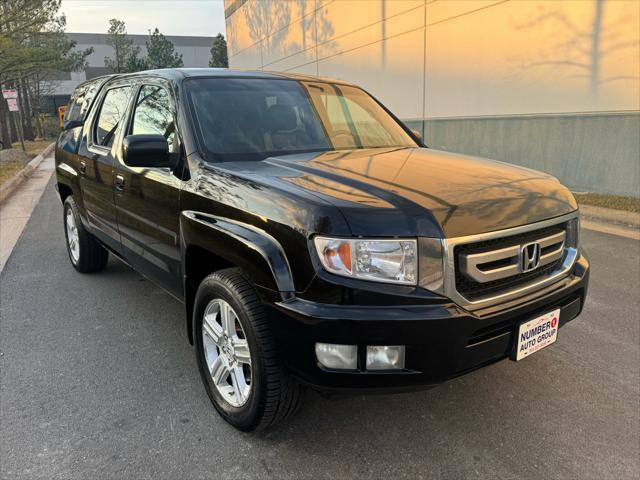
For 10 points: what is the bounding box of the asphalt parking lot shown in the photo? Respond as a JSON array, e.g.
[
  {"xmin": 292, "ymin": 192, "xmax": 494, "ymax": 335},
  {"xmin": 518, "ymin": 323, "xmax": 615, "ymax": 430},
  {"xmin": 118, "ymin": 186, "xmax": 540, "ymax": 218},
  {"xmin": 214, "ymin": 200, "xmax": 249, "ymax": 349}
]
[{"xmin": 1, "ymin": 179, "xmax": 639, "ymax": 480}]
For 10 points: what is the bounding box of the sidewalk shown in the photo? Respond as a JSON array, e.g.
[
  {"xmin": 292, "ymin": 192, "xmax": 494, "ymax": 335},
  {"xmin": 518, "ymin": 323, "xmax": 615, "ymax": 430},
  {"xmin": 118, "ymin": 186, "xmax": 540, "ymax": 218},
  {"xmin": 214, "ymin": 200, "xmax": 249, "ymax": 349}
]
[{"xmin": 0, "ymin": 154, "xmax": 55, "ymax": 272}]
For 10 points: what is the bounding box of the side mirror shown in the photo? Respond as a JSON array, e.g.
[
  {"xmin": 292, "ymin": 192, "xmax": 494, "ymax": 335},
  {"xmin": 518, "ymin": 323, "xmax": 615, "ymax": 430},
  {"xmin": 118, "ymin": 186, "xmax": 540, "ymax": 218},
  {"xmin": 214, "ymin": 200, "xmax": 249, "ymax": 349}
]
[
  {"xmin": 410, "ymin": 128, "xmax": 423, "ymax": 143},
  {"xmin": 122, "ymin": 134, "xmax": 173, "ymax": 168},
  {"xmin": 61, "ymin": 119, "xmax": 83, "ymax": 131}
]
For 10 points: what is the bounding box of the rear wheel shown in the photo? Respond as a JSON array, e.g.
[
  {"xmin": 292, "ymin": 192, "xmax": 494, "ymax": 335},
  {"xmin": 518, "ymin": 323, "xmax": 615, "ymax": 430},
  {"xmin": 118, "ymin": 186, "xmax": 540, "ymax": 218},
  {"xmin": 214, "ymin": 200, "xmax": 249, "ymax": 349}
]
[
  {"xmin": 63, "ymin": 197, "xmax": 109, "ymax": 273},
  {"xmin": 194, "ymin": 268, "xmax": 304, "ymax": 431}
]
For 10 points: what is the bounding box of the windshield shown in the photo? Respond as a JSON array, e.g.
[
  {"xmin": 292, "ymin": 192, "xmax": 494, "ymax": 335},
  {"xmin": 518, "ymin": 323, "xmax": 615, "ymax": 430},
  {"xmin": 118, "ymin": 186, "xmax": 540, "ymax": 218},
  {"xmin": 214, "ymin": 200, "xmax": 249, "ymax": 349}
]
[{"xmin": 185, "ymin": 78, "xmax": 417, "ymax": 162}]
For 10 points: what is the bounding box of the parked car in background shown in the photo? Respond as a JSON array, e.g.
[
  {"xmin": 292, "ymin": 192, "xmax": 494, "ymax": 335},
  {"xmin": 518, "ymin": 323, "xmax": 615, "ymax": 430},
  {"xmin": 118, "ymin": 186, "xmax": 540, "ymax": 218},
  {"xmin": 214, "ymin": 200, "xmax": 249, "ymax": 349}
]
[{"xmin": 55, "ymin": 69, "xmax": 589, "ymax": 431}]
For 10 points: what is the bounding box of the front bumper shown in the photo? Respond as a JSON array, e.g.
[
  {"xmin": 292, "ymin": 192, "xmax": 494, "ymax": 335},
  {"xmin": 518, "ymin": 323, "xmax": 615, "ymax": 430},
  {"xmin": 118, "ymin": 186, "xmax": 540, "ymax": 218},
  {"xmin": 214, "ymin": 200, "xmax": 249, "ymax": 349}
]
[{"xmin": 263, "ymin": 253, "xmax": 589, "ymax": 393}]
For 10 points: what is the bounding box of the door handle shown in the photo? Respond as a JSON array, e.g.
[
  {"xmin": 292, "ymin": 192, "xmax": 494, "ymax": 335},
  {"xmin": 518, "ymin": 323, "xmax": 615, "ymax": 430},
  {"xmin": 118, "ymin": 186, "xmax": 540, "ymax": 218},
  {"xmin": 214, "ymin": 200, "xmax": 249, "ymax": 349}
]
[
  {"xmin": 115, "ymin": 174, "xmax": 125, "ymax": 191},
  {"xmin": 79, "ymin": 160, "xmax": 86, "ymax": 175}
]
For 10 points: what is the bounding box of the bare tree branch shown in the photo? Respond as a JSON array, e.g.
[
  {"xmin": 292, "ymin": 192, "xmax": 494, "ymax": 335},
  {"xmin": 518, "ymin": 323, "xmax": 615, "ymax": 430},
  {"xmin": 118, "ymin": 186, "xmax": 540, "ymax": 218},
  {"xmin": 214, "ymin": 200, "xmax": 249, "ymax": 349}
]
[
  {"xmin": 600, "ymin": 40, "xmax": 640, "ymax": 56},
  {"xmin": 523, "ymin": 60, "xmax": 591, "ymax": 70},
  {"xmin": 599, "ymin": 75, "xmax": 640, "ymax": 85},
  {"xmin": 513, "ymin": 10, "xmax": 589, "ymax": 38}
]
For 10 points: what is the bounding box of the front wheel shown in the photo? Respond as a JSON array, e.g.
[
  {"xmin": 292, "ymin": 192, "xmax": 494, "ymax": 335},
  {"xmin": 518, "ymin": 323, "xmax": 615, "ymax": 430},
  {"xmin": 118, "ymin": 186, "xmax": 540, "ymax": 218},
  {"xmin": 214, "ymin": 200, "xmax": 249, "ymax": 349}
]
[
  {"xmin": 63, "ymin": 196, "xmax": 109, "ymax": 273},
  {"xmin": 194, "ymin": 268, "xmax": 304, "ymax": 431}
]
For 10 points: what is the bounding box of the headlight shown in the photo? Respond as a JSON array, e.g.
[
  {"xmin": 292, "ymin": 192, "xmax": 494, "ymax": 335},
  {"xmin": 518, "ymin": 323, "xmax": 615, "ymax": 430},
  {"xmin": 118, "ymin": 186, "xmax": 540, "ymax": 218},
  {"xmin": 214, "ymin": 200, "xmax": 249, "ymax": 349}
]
[{"xmin": 314, "ymin": 237, "xmax": 417, "ymax": 285}]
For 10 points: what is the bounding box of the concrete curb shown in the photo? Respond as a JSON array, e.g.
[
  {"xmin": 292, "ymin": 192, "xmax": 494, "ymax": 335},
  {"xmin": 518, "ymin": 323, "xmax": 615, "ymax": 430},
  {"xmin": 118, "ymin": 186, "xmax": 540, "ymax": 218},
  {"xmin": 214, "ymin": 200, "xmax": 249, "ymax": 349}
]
[
  {"xmin": 0, "ymin": 142, "xmax": 55, "ymax": 205},
  {"xmin": 579, "ymin": 204, "xmax": 640, "ymax": 229}
]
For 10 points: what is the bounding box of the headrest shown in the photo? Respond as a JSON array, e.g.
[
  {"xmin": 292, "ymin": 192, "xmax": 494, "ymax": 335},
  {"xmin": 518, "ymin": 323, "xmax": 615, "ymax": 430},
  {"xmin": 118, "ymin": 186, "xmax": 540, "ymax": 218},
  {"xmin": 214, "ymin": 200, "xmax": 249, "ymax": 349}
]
[{"xmin": 265, "ymin": 104, "xmax": 297, "ymax": 132}]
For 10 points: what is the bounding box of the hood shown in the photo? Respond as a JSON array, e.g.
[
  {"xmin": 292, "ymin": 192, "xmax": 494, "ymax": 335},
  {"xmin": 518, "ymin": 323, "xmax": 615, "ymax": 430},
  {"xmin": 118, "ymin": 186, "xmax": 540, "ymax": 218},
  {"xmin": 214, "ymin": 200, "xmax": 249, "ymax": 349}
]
[{"xmin": 216, "ymin": 147, "xmax": 578, "ymax": 238}]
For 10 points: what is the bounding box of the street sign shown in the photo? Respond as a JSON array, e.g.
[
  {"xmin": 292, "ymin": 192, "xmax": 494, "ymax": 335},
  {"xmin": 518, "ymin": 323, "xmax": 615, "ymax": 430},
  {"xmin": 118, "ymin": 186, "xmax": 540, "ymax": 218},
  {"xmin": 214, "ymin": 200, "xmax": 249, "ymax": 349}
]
[
  {"xmin": 2, "ymin": 89, "xmax": 18, "ymax": 99},
  {"xmin": 7, "ymin": 98, "xmax": 19, "ymax": 112}
]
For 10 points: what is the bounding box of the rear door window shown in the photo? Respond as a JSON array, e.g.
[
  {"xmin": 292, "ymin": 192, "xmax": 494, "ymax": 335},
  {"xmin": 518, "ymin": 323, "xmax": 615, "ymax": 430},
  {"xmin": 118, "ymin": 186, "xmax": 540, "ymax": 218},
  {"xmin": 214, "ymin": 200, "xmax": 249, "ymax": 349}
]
[
  {"xmin": 93, "ymin": 86, "xmax": 132, "ymax": 148},
  {"xmin": 64, "ymin": 78, "xmax": 105, "ymax": 123}
]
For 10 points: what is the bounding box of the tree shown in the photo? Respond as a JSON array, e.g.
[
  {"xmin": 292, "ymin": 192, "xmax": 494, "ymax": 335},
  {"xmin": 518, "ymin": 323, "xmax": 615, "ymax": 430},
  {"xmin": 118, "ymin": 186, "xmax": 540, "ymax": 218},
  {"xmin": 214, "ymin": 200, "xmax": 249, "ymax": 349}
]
[
  {"xmin": 209, "ymin": 33, "xmax": 228, "ymax": 68},
  {"xmin": 515, "ymin": 0, "xmax": 639, "ymax": 95},
  {"xmin": 0, "ymin": 0, "xmax": 92, "ymax": 148},
  {"xmin": 104, "ymin": 18, "xmax": 144, "ymax": 73},
  {"xmin": 146, "ymin": 28, "xmax": 183, "ymax": 69}
]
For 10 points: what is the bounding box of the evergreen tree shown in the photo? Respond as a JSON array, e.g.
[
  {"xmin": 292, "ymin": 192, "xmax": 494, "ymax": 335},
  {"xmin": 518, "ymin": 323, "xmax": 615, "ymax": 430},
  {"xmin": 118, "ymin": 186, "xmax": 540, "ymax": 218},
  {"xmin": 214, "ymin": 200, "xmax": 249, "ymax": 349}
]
[
  {"xmin": 104, "ymin": 18, "xmax": 144, "ymax": 73},
  {"xmin": 0, "ymin": 0, "xmax": 92, "ymax": 148},
  {"xmin": 145, "ymin": 28, "xmax": 183, "ymax": 69},
  {"xmin": 209, "ymin": 33, "xmax": 228, "ymax": 68}
]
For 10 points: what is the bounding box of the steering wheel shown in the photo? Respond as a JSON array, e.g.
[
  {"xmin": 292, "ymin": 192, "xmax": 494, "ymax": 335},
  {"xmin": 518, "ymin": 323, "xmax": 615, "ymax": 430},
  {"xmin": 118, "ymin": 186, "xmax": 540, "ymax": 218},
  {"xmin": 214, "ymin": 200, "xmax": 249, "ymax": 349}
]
[
  {"xmin": 331, "ymin": 129, "xmax": 356, "ymax": 148},
  {"xmin": 332, "ymin": 129, "xmax": 352, "ymax": 138}
]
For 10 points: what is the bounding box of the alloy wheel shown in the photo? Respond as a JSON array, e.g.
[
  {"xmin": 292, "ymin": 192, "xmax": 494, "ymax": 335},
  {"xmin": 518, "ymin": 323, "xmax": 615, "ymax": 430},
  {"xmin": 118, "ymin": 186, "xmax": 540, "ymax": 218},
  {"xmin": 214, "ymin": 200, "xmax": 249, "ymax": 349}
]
[
  {"xmin": 65, "ymin": 208, "xmax": 80, "ymax": 263},
  {"xmin": 202, "ymin": 298, "xmax": 252, "ymax": 407}
]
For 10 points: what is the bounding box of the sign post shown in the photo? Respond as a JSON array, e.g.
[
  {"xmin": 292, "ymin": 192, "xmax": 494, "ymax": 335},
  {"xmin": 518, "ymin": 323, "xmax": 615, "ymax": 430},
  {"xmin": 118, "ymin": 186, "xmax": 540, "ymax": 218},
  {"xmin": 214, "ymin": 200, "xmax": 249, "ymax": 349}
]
[{"xmin": 2, "ymin": 89, "xmax": 25, "ymax": 152}]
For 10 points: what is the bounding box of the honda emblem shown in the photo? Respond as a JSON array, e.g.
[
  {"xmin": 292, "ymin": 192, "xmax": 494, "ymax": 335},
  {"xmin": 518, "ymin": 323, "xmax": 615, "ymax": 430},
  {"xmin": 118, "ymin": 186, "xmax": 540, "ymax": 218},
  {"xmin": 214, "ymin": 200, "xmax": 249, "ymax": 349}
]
[{"xmin": 520, "ymin": 242, "xmax": 541, "ymax": 272}]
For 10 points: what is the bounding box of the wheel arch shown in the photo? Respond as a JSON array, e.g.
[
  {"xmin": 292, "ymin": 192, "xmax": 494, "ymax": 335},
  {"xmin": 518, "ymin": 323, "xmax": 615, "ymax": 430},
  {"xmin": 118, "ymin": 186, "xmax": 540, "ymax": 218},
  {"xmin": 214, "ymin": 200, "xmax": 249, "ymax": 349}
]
[
  {"xmin": 181, "ymin": 211, "xmax": 295, "ymax": 344},
  {"xmin": 55, "ymin": 162, "xmax": 81, "ymax": 207},
  {"xmin": 58, "ymin": 182, "xmax": 73, "ymax": 203}
]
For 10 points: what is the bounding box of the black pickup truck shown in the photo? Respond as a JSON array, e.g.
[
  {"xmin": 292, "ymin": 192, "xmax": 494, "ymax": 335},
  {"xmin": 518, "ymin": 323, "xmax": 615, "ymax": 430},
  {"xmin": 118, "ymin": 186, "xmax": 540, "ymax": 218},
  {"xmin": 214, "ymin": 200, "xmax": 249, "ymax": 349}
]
[{"xmin": 55, "ymin": 68, "xmax": 589, "ymax": 431}]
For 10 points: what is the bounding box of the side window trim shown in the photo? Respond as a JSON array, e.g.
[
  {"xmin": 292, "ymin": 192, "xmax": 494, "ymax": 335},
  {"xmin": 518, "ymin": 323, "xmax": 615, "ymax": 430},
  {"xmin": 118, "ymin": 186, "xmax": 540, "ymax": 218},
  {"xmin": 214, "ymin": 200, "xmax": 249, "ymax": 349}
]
[
  {"xmin": 127, "ymin": 81, "xmax": 180, "ymax": 140},
  {"xmin": 125, "ymin": 83, "xmax": 145, "ymax": 137},
  {"xmin": 88, "ymin": 83, "xmax": 134, "ymax": 156},
  {"xmin": 126, "ymin": 81, "xmax": 183, "ymax": 167}
]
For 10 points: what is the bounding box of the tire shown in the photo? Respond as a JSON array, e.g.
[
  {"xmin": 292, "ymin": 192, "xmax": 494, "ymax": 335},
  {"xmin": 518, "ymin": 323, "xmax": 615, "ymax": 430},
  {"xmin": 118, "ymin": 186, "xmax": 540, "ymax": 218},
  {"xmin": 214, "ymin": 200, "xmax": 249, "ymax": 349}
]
[
  {"xmin": 194, "ymin": 268, "xmax": 304, "ymax": 431},
  {"xmin": 63, "ymin": 196, "xmax": 109, "ymax": 273}
]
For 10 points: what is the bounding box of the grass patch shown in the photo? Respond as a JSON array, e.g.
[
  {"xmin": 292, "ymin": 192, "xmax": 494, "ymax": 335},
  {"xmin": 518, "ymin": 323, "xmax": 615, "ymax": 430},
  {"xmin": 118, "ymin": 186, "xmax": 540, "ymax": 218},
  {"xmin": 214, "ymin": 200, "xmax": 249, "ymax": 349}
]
[
  {"xmin": 0, "ymin": 139, "xmax": 53, "ymax": 188},
  {"xmin": 0, "ymin": 164, "xmax": 25, "ymax": 186},
  {"xmin": 573, "ymin": 192, "xmax": 640, "ymax": 213},
  {"xmin": 11, "ymin": 139, "xmax": 53, "ymax": 158}
]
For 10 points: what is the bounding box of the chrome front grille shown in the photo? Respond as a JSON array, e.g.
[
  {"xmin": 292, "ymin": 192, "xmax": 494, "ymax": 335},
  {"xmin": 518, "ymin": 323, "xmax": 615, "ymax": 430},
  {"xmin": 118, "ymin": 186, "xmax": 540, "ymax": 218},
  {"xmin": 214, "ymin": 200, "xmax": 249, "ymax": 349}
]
[
  {"xmin": 458, "ymin": 228, "xmax": 565, "ymax": 284},
  {"xmin": 439, "ymin": 212, "xmax": 579, "ymax": 311}
]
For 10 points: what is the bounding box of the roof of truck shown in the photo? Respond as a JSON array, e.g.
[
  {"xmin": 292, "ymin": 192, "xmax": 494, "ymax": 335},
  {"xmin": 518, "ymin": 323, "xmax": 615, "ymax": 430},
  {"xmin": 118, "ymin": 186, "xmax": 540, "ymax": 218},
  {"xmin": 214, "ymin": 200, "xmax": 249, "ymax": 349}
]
[{"xmin": 109, "ymin": 68, "xmax": 355, "ymax": 86}]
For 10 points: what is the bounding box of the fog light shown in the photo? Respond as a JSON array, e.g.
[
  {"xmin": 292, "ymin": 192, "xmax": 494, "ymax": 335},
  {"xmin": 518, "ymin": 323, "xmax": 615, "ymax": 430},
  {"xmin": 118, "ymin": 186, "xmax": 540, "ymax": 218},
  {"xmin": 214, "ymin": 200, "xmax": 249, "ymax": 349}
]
[
  {"xmin": 315, "ymin": 343, "xmax": 357, "ymax": 370},
  {"xmin": 366, "ymin": 346, "xmax": 405, "ymax": 370}
]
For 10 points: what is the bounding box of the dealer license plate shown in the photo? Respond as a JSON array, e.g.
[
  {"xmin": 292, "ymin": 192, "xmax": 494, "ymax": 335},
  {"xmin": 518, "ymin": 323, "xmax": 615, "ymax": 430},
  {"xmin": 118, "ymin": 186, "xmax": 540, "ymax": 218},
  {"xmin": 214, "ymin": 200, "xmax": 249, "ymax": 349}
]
[{"xmin": 515, "ymin": 309, "xmax": 560, "ymax": 361}]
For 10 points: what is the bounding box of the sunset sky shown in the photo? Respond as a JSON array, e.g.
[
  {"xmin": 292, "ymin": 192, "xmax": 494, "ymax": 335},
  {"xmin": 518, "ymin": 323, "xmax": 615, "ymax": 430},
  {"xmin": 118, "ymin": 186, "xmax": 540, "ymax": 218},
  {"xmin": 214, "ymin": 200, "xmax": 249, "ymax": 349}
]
[{"xmin": 60, "ymin": 0, "xmax": 226, "ymax": 37}]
